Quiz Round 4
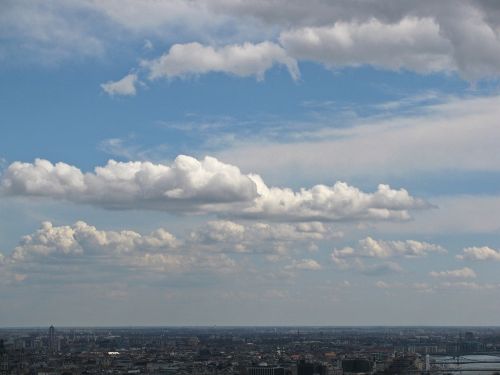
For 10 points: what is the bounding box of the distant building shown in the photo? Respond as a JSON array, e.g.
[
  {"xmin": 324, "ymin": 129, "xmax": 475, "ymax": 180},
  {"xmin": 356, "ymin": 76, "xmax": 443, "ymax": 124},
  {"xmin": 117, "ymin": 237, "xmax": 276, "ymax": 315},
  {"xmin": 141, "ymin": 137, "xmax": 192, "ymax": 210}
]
[
  {"xmin": 247, "ymin": 366, "xmax": 286, "ymax": 375},
  {"xmin": 465, "ymin": 332, "xmax": 475, "ymax": 341},
  {"xmin": 297, "ymin": 360, "xmax": 327, "ymax": 375},
  {"xmin": 48, "ymin": 325, "xmax": 56, "ymax": 353},
  {"xmin": 385, "ymin": 355, "xmax": 422, "ymax": 375},
  {"xmin": 0, "ymin": 339, "xmax": 8, "ymax": 375},
  {"xmin": 342, "ymin": 359, "xmax": 373, "ymax": 375}
]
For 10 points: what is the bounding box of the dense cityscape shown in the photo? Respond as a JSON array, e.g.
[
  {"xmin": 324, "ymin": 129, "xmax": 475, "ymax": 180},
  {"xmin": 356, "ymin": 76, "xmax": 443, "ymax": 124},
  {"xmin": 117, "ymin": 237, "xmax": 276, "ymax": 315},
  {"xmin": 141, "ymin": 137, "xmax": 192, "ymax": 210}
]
[{"xmin": 2, "ymin": 326, "xmax": 500, "ymax": 375}]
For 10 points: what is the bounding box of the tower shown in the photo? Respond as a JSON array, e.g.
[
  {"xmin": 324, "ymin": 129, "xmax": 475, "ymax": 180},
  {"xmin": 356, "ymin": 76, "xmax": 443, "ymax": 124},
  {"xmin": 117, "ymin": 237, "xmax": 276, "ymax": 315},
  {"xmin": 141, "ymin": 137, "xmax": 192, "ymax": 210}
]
[{"xmin": 48, "ymin": 325, "xmax": 55, "ymax": 353}]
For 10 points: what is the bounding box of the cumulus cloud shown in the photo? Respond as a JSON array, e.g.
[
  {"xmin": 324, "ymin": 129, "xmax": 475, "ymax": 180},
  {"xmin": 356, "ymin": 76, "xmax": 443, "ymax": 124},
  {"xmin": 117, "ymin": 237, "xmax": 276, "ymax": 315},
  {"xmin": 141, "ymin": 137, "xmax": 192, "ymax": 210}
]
[
  {"xmin": 142, "ymin": 41, "xmax": 299, "ymax": 81},
  {"xmin": 4, "ymin": 221, "xmax": 240, "ymax": 284},
  {"xmin": 11, "ymin": 221, "xmax": 178, "ymax": 262},
  {"xmin": 100, "ymin": 74, "xmax": 139, "ymax": 96},
  {"xmin": 243, "ymin": 177, "xmax": 429, "ymax": 222},
  {"xmin": 192, "ymin": 220, "xmax": 246, "ymax": 244},
  {"xmin": 215, "ymin": 0, "xmax": 500, "ymax": 80},
  {"xmin": 7, "ymin": 1, "xmax": 500, "ymax": 79},
  {"xmin": 457, "ymin": 246, "xmax": 500, "ymax": 261},
  {"xmin": 331, "ymin": 237, "xmax": 443, "ymax": 274},
  {"xmin": 280, "ymin": 17, "xmax": 453, "ymax": 74},
  {"xmin": 0, "ymin": 219, "xmax": 329, "ymax": 285},
  {"xmin": 189, "ymin": 220, "xmax": 331, "ymax": 257},
  {"xmin": 0, "ymin": 155, "xmax": 258, "ymax": 211},
  {"xmin": 330, "ymin": 253, "xmax": 403, "ymax": 275},
  {"xmin": 0, "ymin": 156, "xmax": 428, "ymax": 222},
  {"xmin": 0, "ymin": 217, "xmax": 342, "ymax": 286},
  {"xmin": 331, "ymin": 237, "xmax": 445, "ymax": 264},
  {"xmin": 430, "ymin": 267, "xmax": 476, "ymax": 279}
]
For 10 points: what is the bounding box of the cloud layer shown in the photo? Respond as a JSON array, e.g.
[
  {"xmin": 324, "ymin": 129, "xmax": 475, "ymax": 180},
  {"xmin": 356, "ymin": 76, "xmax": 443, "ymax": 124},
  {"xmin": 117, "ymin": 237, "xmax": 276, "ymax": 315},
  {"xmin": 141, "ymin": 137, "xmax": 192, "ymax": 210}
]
[
  {"xmin": 218, "ymin": 95, "xmax": 500, "ymax": 180},
  {"xmin": 8, "ymin": 1, "xmax": 500, "ymax": 80},
  {"xmin": 0, "ymin": 219, "xmax": 331, "ymax": 284}
]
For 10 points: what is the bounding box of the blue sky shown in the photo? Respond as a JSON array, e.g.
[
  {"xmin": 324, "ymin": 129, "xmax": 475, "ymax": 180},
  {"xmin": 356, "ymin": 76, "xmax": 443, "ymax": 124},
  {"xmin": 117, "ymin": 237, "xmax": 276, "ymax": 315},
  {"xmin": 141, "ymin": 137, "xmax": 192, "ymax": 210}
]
[{"xmin": 2, "ymin": 0, "xmax": 500, "ymax": 326}]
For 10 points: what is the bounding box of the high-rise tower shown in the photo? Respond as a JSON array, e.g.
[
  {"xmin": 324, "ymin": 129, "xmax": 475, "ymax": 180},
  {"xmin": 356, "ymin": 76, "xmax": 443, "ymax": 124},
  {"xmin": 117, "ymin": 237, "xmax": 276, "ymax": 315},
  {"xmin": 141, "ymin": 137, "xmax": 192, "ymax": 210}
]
[{"xmin": 48, "ymin": 325, "xmax": 55, "ymax": 353}]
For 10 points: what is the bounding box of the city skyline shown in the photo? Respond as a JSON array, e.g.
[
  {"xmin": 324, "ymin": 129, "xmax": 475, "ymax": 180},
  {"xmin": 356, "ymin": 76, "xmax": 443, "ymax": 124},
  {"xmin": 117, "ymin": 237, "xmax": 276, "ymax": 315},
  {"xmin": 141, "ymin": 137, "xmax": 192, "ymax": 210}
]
[{"xmin": 1, "ymin": 0, "xmax": 500, "ymax": 326}]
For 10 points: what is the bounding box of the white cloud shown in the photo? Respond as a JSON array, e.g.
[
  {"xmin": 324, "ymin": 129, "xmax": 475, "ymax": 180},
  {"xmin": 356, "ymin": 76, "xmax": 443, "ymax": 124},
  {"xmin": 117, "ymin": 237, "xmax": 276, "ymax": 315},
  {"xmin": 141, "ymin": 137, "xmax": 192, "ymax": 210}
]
[
  {"xmin": 375, "ymin": 280, "xmax": 405, "ymax": 289},
  {"xmin": 376, "ymin": 194, "xmax": 500, "ymax": 236},
  {"xmin": 330, "ymin": 252, "xmax": 404, "ymax": 275},
  {"xmin": 11, "ymin": 221, "xmax": 178, "ymax": 262},
  {"xmin": 332, "ymin": 237, "xmax": 445, "ymax": 263},
  {"xmin": 280, "ymin": 17, "xmax": 453, "ymax": 74},
  {"xmin": 375, "ymin": 280, "xmax": 390, "ymax": 289},
  {"xmin": 215, "ymin": 1, "xmax": 500, "ymax": 80},
  {"xmin": 189, "ymin": 220, "xmax": 331, "ymax": 257},
  {"xmin": 0, "ymin": 0, "xmax": 105, "ymax": 64},
  {"xmin": 331, "ymin": 237, "xmax": 443, "ymax": 275},
  {"xmin": 0, "ymin": 218, "xmax": 339, "ymax": 286},
  {"xmin": 438, "ymin": 281, "xmax": 498, "ymax": 291},
  {"xmin": 0, "ymin": 155, "xmax": 428, "ymax": 222},
  {"xmin": 6, "ymin": 1, "xmax": 500, "ymax": 79},
  {"xmin": 242, "ymin": 177, "xmax": 429, "ymax": 222},
  {"xmin": 192, "ymin": 220, "xmax": 246, "ymax": 243},
  {"xmin": 101, "ymin": 74, "xmax": 139, "ymax": 96},
  {"xmin": 4, "ymin": 221, "xmax": 239, "ymax": 283},
  {"xmin": 458, "ymin": 246, "xmax": 500, "ymax": 261},
  {"xmin": 0, "ymin": 219, "xmax": 330, "ymax": 285},
  {"xmin": 430, "ymin": 267, "xmax": 476, "ymax": 279},
  {"xmin": 0, "ymin": 155, "xmax": 258, "ymax": 210},
  {"xmin": 217, "ymin": 95, "xmax": 500, "ymax": 180},
  {"xmin": 142, "ymin": 42, "xmax": 299, "ymax": 80},
  {"xmin": 285, "ymin": 258, "xmax": 322, "ymax": 271}
]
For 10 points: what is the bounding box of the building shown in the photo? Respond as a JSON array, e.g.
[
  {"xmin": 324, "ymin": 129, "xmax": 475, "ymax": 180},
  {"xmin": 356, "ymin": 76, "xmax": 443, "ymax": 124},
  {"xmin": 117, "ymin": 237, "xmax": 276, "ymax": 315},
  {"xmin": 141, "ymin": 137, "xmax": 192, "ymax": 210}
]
[
  {"xmin": 297, "ymin": 360, "xmax": 327, "ymax": 375},
  {"xmin": 247, "ymin": 366, "xmax": 286, "ymax": 375},
  {"xmin": 48, "ymin": 325, "xmax": 56, "ymax": 353},
  {"xmin": 342, "ymin": 359, "xmax": 374, "ymax": 375}
]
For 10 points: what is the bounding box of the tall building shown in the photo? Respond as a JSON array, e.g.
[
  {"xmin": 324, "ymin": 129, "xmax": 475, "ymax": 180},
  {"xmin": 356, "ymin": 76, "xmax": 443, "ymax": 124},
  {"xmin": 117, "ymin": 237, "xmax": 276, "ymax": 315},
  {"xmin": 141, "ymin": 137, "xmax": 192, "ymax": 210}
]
[{"xmin": 48, "ymin": 325, "xmax": 56, "ymax": 353}]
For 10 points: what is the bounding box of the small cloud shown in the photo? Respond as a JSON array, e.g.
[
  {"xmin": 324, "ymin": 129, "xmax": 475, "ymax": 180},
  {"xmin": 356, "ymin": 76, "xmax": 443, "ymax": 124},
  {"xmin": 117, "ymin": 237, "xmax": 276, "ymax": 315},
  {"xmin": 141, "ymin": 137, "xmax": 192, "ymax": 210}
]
[
  {"xmin": 375, "ymin": 280, "xmax": 391, "ymax": 289},
  {"xmin": 457, "ymin": 246, "xmax": 500, "ymax": 261},
  {"xmin": 143, "ymin": 39, "xmax": 154, "ymax": 51},
  {"xmin": 430, "ymin": 267, "xmax": 476, "ymax": 279},
  {"xmin": 101, "ymin": 73, "xmax": 139, "ymax": 97},
  {"xmin": 285, "ymin": 258, "xmax": 322, "ymax": 271}
]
